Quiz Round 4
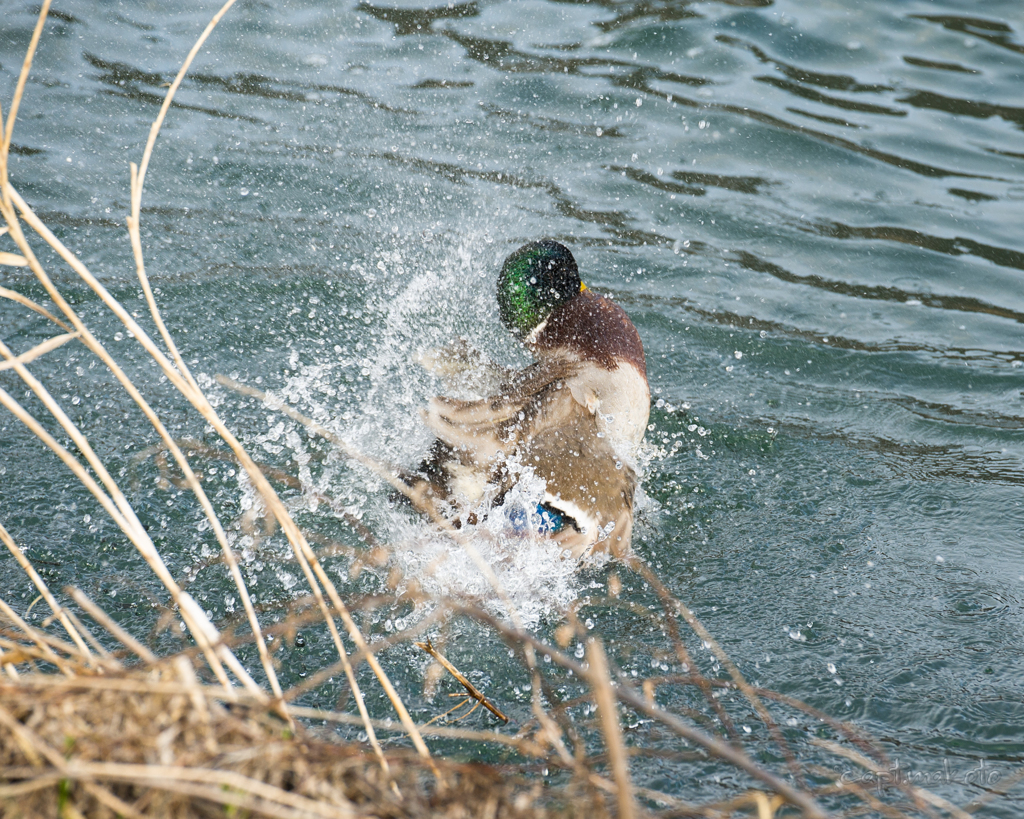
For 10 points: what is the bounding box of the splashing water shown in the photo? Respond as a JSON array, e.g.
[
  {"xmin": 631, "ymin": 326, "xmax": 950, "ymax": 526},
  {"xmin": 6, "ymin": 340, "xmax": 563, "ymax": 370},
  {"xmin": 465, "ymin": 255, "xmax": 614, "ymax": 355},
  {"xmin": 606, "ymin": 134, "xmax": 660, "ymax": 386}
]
[{"xmin": 260, "ymin": 232, "xmax": 594, "ymax": 626}]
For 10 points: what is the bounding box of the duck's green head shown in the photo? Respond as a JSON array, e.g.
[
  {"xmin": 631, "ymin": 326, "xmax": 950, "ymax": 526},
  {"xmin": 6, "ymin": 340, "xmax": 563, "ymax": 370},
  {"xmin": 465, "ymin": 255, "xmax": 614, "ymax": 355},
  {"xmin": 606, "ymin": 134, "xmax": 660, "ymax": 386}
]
[{"xmin": 497, "ymin": 240, "xmax": 584, "ymax": 339}]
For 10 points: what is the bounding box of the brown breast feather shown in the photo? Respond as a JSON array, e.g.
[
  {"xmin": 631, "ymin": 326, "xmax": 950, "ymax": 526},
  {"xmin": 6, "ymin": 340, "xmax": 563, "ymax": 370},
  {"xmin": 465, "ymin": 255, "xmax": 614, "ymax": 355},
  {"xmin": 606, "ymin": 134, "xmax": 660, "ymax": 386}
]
[{"xmin": 533, "ymin": 290, "xmax": 647, "ymax": 376}]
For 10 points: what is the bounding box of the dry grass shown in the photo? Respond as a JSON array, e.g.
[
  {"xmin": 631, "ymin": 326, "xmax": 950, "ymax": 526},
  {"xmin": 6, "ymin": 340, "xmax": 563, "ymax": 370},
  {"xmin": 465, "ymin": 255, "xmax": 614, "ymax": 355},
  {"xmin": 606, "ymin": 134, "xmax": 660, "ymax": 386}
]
[
  {"xmin": 0, "ymin": 4, "xmax": 1015, "ymax": 818},
  {"xmin": 0, "ymin": 661, "xmax": 604, "ymax": 819}
]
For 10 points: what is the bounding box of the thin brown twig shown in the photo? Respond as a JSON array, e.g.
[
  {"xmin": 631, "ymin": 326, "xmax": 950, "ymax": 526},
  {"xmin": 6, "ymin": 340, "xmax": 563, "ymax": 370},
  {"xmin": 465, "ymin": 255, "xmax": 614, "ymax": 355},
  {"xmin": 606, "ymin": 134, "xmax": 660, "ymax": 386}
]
[
  {"xmin": 625, "ymin": 560, "xmax": 739, "ymax": 741},
  {"xmin": 415, "ymin": 639, "xmax": 509, "ymax": 723},
  {"xmin": 962, "ymin": 763, "xmax": 1024, "ymax": 814},
  {"xmin": 812, "ymin": 739, "xmax": 971, "ymax": 819},
  {"xmin": 461, "ymin": 605, "xmax": 832, "ymax": 819},
  {"xmin": 285, "ymin": 605, "xmax": 447, "ymax": 704},
  {"xmin": 632, "ymin": 557, "xmax": 802, "ymax": 783},
  {"xmin": 422, "ymin": 695, "xmax": 476, "ymax": 727},
  {"xmin": 807, "ymin": 766, "xmax": 919, "ymax": 819}
]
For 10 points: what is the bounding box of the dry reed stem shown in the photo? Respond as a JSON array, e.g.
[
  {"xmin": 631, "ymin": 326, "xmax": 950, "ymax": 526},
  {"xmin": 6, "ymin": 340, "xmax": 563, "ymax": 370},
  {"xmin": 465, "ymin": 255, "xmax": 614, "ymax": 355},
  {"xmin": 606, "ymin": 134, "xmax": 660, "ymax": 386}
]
[
  {"xmin": 0, "ymin": 332, "xmax": 78, "ymax": 373},
  {"xmin": 127, "ymin": 0, "xmax": 237, "ymax": 392},
  {"xmin": 126, "ymin": 0, "xmax": 283, "ymax": 704},
  {"xmin": 0, "ymin": 245, "xmax": 427, "ymax": 769},
  {"xmin": 0, "ymin": 520, "xmax": 96, "ymax": 666},
  {"xmin": 47, "ymin": 609, "xmax": 113, "ymax": 662},
  {"xmin": 0, "ymin": 251, "xmax": 27, "ymax": 266},
  {"xmin": 4, "ymin": 199, "xmax": 281, "ymax": 703},
  {"xmin": 0, "ymin": 286, "xmax": 73, "ymax": 331},
  {"xmin": 289, "ymin": 705, "xmax": 547, "ymax": 752},
  {"xmin": 6, "ymin": 762, "xmax": 355, "ymax": 819},
  {"xmin": 0, "ymin": 670, "xmax": 532, "ymax": 753},
  {"xmin": 0, "ymin": 3, "xmax": 282, "ymax": 706},
  {"xmin": 0, "ymin": 1, "xmax": 51, "ymax": 185},
  {"xmin": 585, "ymin": 638, "xmax": 637, "ymax": 819},
  {"xmin": 0, "ymin": 640, "xmax": 69, "ymax": 674},
  {"xmin": 66, "ymin": 587, "xmax": 158, "ymax": 665}
]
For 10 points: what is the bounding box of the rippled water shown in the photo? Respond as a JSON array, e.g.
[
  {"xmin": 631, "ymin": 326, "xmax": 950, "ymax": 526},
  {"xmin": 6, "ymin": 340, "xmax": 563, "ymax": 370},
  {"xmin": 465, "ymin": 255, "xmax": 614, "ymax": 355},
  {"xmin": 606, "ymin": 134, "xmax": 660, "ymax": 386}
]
[{"xmin": 3, "ymin": 0, "xmax": 1024, "ymax": 812}]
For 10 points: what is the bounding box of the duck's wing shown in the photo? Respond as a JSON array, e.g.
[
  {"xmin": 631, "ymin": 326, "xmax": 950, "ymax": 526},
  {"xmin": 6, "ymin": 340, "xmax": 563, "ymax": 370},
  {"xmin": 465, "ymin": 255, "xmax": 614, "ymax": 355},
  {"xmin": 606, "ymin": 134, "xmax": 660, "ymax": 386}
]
[
  {"xmin": 401, "ymin": 358, "xmax": 578, "ymax": 509},
  {"xmin": 421, "ymin": 357, "xmax": 581, "ymax": 459},
  {"xmin": 417, "ymin": 338, "xmax": 514, "ymax": 397},
  {"xmin": 415, "ymin": 355, "xmax": 639, "ymax": 556}
]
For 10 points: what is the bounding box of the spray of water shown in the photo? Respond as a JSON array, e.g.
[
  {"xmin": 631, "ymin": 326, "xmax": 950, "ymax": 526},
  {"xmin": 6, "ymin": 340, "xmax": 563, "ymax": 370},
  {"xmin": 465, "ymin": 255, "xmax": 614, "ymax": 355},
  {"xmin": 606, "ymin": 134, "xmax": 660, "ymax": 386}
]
[{"xmin": 250, "ymin": 230, "xmax": 602, "ymax": 627}]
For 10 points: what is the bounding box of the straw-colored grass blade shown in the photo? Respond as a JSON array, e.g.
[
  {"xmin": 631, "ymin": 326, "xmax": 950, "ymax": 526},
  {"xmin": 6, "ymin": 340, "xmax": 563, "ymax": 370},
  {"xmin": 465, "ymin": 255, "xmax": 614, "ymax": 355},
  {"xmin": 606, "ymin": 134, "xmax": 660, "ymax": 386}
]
[
  {"xmin": 0, "ymin": 286, "xmax": 74, "ymax": 332},
  {"xmin": 0, "ymin": 332, "xmax": 78, "ymax": 372},
  {"xmin": 0, "ymin": 522, "xmax": 97, "ymax": 668}
]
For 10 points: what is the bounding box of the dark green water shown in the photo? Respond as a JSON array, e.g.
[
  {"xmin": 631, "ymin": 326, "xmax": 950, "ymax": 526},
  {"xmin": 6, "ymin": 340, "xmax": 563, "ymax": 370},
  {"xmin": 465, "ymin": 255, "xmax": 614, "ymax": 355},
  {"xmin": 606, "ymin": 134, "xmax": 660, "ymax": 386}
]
[{"xmin": 2, "ymin": 0, "xmax": 1024, "ymax": 813}]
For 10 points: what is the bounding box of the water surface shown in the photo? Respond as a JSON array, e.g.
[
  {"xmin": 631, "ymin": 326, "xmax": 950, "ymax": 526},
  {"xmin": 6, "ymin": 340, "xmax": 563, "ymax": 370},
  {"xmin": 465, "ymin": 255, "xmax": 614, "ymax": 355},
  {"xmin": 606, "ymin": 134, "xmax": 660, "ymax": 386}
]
[{"xmin": 2, "ymin": 0, "xmax": 1023, "ymax": 813}]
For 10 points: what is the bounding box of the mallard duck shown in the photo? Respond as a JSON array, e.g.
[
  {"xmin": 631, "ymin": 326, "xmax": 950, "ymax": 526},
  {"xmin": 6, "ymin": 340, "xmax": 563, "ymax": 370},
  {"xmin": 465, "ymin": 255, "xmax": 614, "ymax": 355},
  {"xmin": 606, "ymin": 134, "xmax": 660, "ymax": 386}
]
[{"xmin": 409, "ymin": 239, "xmax": 649, "ymax": 558}]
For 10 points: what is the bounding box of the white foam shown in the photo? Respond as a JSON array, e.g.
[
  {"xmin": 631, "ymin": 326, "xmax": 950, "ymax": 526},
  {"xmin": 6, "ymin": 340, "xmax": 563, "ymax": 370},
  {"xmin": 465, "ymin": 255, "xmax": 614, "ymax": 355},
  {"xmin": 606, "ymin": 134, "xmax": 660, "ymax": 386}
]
[{"xmin": 390, "ymin": 466, "xmax": 589, "ymax": 629}]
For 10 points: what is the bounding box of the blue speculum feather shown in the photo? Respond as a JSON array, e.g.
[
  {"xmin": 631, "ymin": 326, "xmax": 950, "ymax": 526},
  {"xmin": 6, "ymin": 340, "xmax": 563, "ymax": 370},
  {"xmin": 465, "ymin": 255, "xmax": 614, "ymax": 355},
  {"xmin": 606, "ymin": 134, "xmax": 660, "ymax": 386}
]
[
  {"xmin": 536, "ymin": 504, "xmax": 566, "ymax": 535},
  {"xmin": 506, "ymin": 503, "xmax": 566, "ymax": 535}
]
